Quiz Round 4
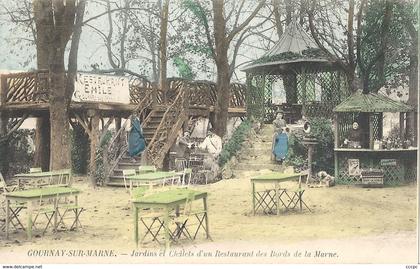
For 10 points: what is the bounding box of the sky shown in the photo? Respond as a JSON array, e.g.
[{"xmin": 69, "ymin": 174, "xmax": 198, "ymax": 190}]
[{"xmin": 0, "ymin": 0, "xmax": 269, "ymax": 83}]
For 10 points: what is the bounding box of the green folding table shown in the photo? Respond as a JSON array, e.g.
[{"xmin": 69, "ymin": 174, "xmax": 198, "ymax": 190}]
[
  {"xmin": 251, "ymin": 172, "xmax": 308, "ymax": 215},
  {"xmin": 132, "ymin": 188, "xmax": 209, "ymax": 249},
  {"xmin": 4, "ymin": 186, "xmax": 81, "ymax": 240}
]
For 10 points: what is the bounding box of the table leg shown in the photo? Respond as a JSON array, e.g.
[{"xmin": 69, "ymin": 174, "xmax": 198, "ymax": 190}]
[
  {"xmin": 275, "ymin": 182, "xmax": 280, "ymax": 215},
  {"xmin": 27, "ymin": 201, "xmax": 33, "ymax": 240},
  {"xmin": 203, "ymin": 197, "xmax": 210, "ymax": 239},
  {"xmin": 75, "ymin": 195, "xmax": 79, "ymax": 230},
  {"xmin": 134, "ymin": 206, "xmax": 139, "ymax": 247},
  {"xmin": 5, "ymin": 199, "xmax": 10, "ymax": 239},
  {"xmin": 164, "ymin": 207, "xmax": 170, "ymax": 250},
  {"xmin": 53, "ymin": 197, "xmax": 59, "ymax": 232},
  {"xmin": 251, "ymin": 182, "xmax": 256, "ymax": 215}
]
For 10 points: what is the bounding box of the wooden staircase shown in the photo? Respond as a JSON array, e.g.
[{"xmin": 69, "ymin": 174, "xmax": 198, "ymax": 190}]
[{"xmin": 105, "ymin": 85, "xmax": 189, "ymax": 187}]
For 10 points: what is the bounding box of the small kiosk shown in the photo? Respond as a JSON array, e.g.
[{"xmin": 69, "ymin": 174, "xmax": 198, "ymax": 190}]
[{"xmin": 333, "ymin": 92, "xmax": 417, "ymax": 185}]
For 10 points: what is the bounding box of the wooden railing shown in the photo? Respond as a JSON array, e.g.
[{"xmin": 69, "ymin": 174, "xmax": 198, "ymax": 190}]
[
  {"xmin": 103, "ymin": 90, "xmax": 155, "ymax": 180},
  {"xmin": 0, "ymin": 72, "xmax": 246, "ymax": 110},
  {"xmin": 0, "ymin": 70, "xmax": 50, "ymax": 105},
  {"xmin": 167, "ymin": 78, "xmax": 246, "ymax": 108},
  {"xmin": 146, "ymin": 83, "xmax": 189, "ymax": 167}
]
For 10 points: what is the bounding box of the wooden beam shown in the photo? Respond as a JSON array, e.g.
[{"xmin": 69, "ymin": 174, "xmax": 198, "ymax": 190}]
[
  {"xmin": 89, "ymin": 111, "xmax": 100, "ymax": 187},
  {"xmin": 334, "ymin": 114, "xmax": 339, "ymax": 148},
  {"xmin": 369, "ymin": 114, "xmax": 374, "ymax": 149},
  {"xmin": 399, "ymin": 112, "xmax": 405, "ymax": 140},
  {"xmin": 74, "ymin": 113, "xmax": 92, "ymax": 137}
]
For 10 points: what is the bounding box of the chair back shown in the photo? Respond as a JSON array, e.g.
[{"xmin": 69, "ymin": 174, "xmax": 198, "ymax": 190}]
[
  {"xmin": 122, "ymin": 169, "xmax": 136, "ymax": 190},
  {"xmin": 138, "ymin": 165, "xmax": 156, "ymax": 173},
  {"xmin": 123, "ymin": 169, "xmax": 136, "ymax": 177},
  {"xmin": 182, "ymin": 192, "xmax": 196, "ymax": 217},
  {"xmin": 184, "ymin": 168, "xmax": 193, "ymax": 187},
  {"xmin": 59, "ymin": 169, "xmax": 72, "ymax": 186},
  {"xmin": 174, "ymin": 158, "xmax": 188, "ymax": 172},
  {"xmin": 30, "ymin": 167, "xmax": 42, "ymax": 173},
  {"xmin": 0, "ymin": 172, "xmax": 6, "ymax": 193}
]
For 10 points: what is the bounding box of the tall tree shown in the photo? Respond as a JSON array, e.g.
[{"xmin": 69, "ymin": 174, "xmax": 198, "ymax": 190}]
[
  {"xmin": 183, "ymin": 0, "xmax": 267, "ymax": 135},
  {"xmin": 212, "ymin": 0, "xmax": 266, "ymax": 136},
  {"xmin": 159, "ymin": 0, "xmax": 170, "ymax": 98},
  {"xmin": 33, "ymin": 0, "xmax": 85, "ymax": 170}
]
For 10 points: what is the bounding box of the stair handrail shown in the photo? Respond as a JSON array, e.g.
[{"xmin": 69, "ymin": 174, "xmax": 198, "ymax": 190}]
[
  {"xmin": 146, "ymin": 82, "xmax": 189, "ymax": 166},
  {"xmin": 104, "ymin": 90, "xmax": 155, "ymax": 180},
  {"xmin": 107, "ymin": 90, "xmax": 154, "ymax": 151}
]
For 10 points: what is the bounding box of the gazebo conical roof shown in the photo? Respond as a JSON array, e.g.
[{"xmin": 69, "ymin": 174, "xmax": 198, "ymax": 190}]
[
  {"xmin": 334, "ymin": 91, "xmax": 413, "ymax": 113},
  {"xmin": 242, "ymin": 20, "xmax": 340, "ymax": 74}
]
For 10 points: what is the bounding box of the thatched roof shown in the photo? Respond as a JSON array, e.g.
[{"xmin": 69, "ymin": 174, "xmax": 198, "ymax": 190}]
[
  {"xmin": 242, "ymin": 20, "xmax": 338, "ymax": 74},
  {"xmin": 334, "ymin": 92, "xmax": 413, "ymax": 113}
]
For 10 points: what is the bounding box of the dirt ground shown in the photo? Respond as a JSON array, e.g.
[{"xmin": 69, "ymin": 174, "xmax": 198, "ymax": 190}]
[{"xmin": 0, "ymin": 170, "xmax": 418, "ymax": 264}]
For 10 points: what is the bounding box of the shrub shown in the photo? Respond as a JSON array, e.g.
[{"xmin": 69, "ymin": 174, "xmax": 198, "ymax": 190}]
[
  {"xmin": 1, "ymin": 129, "xmax": 35, "ymax": 178},
  {"xmin": 219, "ymin": 120, "xmax": 252, "ymax": 167},
  {"xmin": 284, "ymin": 132, "xmax": 307, "ymax": 170},
  {"xmin": 310, "ymin": 117, "xmax": 335, "ymax": 174},
  {"xmin": 71, "ymin": 123, "xmax": 90, "ymax": 175},
  {"xmin": 94, "ymin": 130, "xmax": 113, "ymax": 185},
  {"xmin": 285, "ymin": 117, "xmax": 334, "ymax": 174}
]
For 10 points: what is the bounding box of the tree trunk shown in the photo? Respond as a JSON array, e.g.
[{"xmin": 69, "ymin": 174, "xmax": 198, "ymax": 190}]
[
  {"xmin": 159, "ymin": 0, "xmax": 169, "ymax": 101},
  {"xmin": 34, "ymin": 11, "xmax": 51, "ymax": 171},
  {"xmin": 272, "ymin": 0, "xmax": 283, "ymax": 38},
  {"xmin": 34, "ymin": 116, "xmax": 50, "ymax": 171},
  {"xmin": 214, "ymin": 53, "xmax": 231, "ymax": 137},
  {"xmin": 406, "ymin": 43, "xmax": 418, "ymax": 145},
  {"xmin": 0, "ymin": 112, "xmax": 8, "ymax": 176},
  {"xmin": 212, "ymin": 0, "xmax": 230, "ymax": 137},
  {"xmin": 34, "ymin": 0, "xmax": 78, "ymax": 170},
  {"xmin": 49, "ymin": 49, "xmax": 71, "ymax": 170}
]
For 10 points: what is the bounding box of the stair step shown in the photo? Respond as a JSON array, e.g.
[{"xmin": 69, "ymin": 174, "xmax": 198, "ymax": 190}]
[
  {"xmin": 120, "ymin": 156, "xmax": 141, "ymax": 162},
  {"xmin": 234, "ymin": 163, "xmax": 283, "ymax": 171},
  {"xmin": 118, "ymin": 162, "xmax": 142, "ymax": 170},
  {"xmin": 106, "ymin": 181, "xmax": 126, "ymax": 187},
  {"xmin": 109, "ymin": 175, "xmax": 126, "ymax": 180}
]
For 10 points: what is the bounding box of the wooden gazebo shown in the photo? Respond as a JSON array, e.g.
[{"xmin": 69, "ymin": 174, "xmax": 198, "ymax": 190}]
[
  {"xmin": 333, "ymin": 91, "xmax": 417, "ymax": 185},
  {"xmin": 242, "ymin": 20, "xmax": 349, "ymax": 123}
]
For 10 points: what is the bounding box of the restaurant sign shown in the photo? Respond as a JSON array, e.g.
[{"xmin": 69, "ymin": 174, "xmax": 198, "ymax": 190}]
[
  {"xmin": 380, "ymin": 159, "xmax": 397, "ymax": 166},
  {"xmin": 72, "ymin": 73, "xmax": 130, "ymax": 104}
]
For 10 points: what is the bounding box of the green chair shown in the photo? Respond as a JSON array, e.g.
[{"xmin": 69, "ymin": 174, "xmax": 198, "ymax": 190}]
[
  {"xmin": 176, "ymin": 168, "xmax": 192, "ymax": 187},
  {"xmin": 286, "ymin": 173, "xmax": 311, "ymax": 212},
  {"xmin": 122, "ymin": 169, "xmax": 136, "ymax": 192},
  {"xmin": 32, "ymin": 194, "xmax": 58, "ymax": 234},
  {"xmin": 57, "ymin": 191, "xmax": 85, "ymax": 232},
  {"xmin": 169, "ymin": 192, "xmax": 208, "ymax": 242},
  {"xmin": 0, "ymin": 172, "xmax": 26, "ymax": 232}
]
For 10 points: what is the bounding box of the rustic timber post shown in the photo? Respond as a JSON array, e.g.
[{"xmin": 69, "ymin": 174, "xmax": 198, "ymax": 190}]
[
  {"xmin": 0, "ymin": 75, "xmax": 9, "ymax": 175},
  {"xmin": 88, "ymin": 110, "xmax": 100, "ymax": 187},
  {"xmin": 369, "ymin": 114, "xmax": 374, "ymax": 149},
  {"xmin": 333, "ymin": 113, "xmax": 339, "ymax": 180},
  {"xmin": 399, "ymin": 112, "xmax": 405, "ymax": 140},
  {"xmin": 115, "ymin": 118, "xmax": 122, "ymax": 131}
]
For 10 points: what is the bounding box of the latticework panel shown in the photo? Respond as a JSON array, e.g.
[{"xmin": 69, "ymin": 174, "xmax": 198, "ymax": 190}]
[
  {"xmin": 336, "ymin": 151, "xmax": 417, "ymax": 185},
  {"xmin": 246, "ymin": 69, "xmax": 349, "ymax": 122},
  {"xmin": 246, "ymin": 74, "xmax": 265, "ymax": 121},
  {"xmin": 264, "ymin": 77, "xmax": 275, "ymax": 122},
  {"xmin": 371, "ymin": 113, "xmax": 383, "ymax": 140},
  {"xmin": 283, "ymin": 74, "xmax": 297, "ymax": 104}
]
